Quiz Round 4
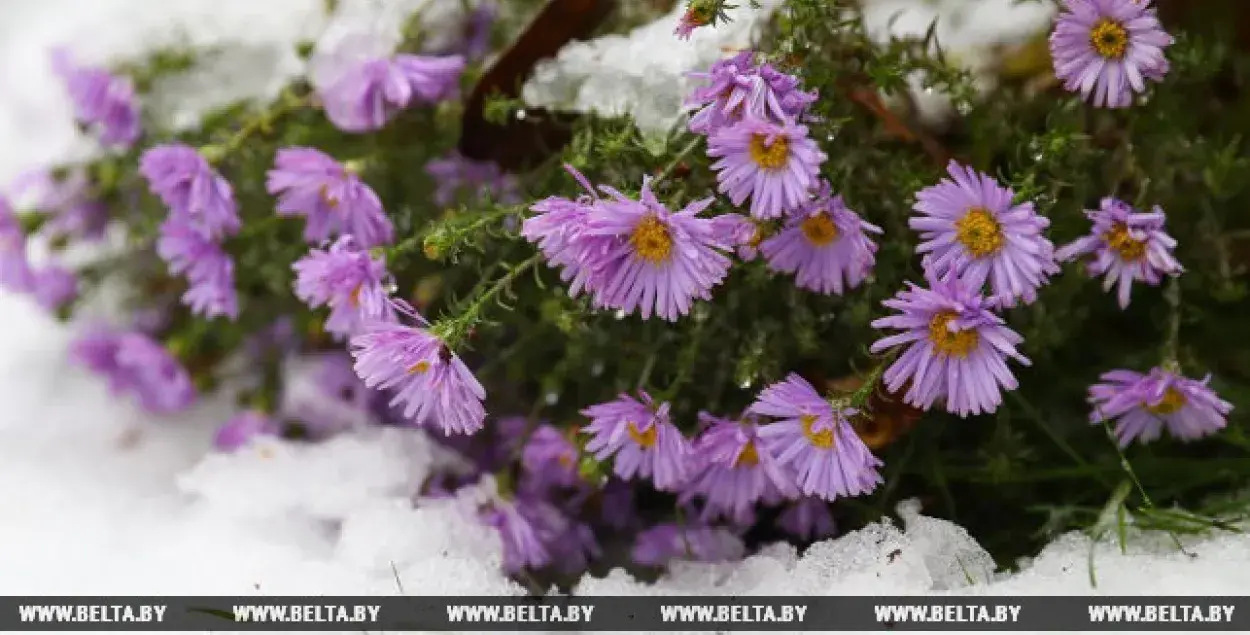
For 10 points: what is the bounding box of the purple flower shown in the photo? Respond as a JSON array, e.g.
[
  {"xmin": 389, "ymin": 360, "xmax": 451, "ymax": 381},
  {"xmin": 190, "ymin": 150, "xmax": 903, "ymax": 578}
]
[
  {"xmin": 314, "ymin": 51, "xmax": 466, "ymax": 133},
  {"xmin": 293, "ymin": 236, "xmax": 396, "ymax": 339},
  {"xmin": 266, "ymin": 147, "xmax": 394, "ymax": 248},
  {"xmin": 438, "ymin": 2, "xmax": 497, "ymax": 60},
  {"xmin": 1054, "ymin": 197, "xmax": 1181, "ymax": 308},
  {"xmin": 870, "ymin": 273, "xmax": 1031, "ymax": 417},
  {"xmin": 70, "ymin": 326, "xmax": 196, "ymax": 414},
  {"xmin": 581, "ymin": 178, "xmax": 734, "ymax": 321},
  {"xmin": 156, "ymin": 218, "xmax": 238, "ymax": 320},
  {"xmin": 1089, "ymin": 367, "xmax": 1232, "ymax": 447},
  {"xmin": 10, "ymin": 169, "xmax": 108, "ymax": 242},
  {"xmin": 51, "ymin": 48, "xmax": 140, "ymax": 147},
  {"xmin": 424, "ymin": 152, "xmax": 520, "ymax": 208},
  {"xmin": 777, "ymin": 497, "xmax": 836, "ymax": 542},
  {"xmin": 481, "ymin": 499, "xmax": 553, "ymax": 573},
  {"xmin": 761, "ymin": 183, "xmax": 881, "ymax": 295},
  {"xmin": 581, "ymin": 391, "xmax": 691, "ymax": 492},
  {"xmin": 749, "ymin": 374, "xmax": 883, "ymax": 500},
  {"xmin": 139, "ymin": 144, "xmax": 240, "ymax": 239},
  {"xmin": 708, "ymin": 118, "xmax": 826, "ymax": 220},
  {"xmin": 686, "ymin": 51, "xmax": 816, "ymax": 136},
  {"xmin": 681, "ymin": 413, "xmax": 797, "ymax": 525},
  {"xmin": 522, "ymin": 424, "xmax": 581, "ymax": 490},
  {"xmin": 1050, "ymin": 0, "xmax": 1172, "ymax": 109},
  {"xmin": 632, "ymin": 523, "xmax": 745, "ymax": 566},
  {"xmin": 521, "ymin": 165, "xmax": 604, "ymax": 298},
  {"xmin": 31, "ymin": 266, "xmax": 78, "ymax": 312},
  {"xmin": 599, "ymin": 478, "xmax": 638, "ymax": 531},
  {"xmin": 214, "ymin": 410, "xmax": 275, "ymax": 451},
  {"xmin": 0, "ymin": 197, "xmax": 34, "ymax": 292},
  {"xmin": 912, "ymin": 161, "xmax": 1058, "ymax": 307},
  {"xmin": 710, "ymin": 213, "xmax": 764, "ymax": 261},
  {"xmin": 349, "ymin": 321, "xmax": 486, "ymax": 435}
]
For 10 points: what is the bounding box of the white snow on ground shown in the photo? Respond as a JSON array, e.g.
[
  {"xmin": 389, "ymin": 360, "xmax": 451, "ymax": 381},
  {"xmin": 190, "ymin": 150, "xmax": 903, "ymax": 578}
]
[{"xmin": 0, "ymin": 1, "xmax": 1247, "ymax": 633}]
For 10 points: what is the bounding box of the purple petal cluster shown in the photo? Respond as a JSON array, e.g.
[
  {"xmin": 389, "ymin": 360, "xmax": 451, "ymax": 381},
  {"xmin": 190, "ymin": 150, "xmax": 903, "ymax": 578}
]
[
  {"xmin": 707, "ymin": 118, "xmax": 826, "ymax": 220},
  {"xmin": 156, "ymin": 219, "xmax": 238, "ymax": 320},
  {"xmin": 680, "ymin": 413, "xmax": 796, "ymax": 525},
  {"xmin": 870, "ymin": 273, "xmax": 1031, "ymax": 417},
  {"xmin": 293, "ymin": 236, "xmax": 395, "ymax": 339},
  {"xmin": 11, "ymin": 168, "xmax": 109, "ymax": 242},
  {"xmin": 51, "ymin": 48, "xmax": 140, "ymax": 147},
  {"xmin": 214, "ymin": 410, "xmax": 276, "ymax": 451},
  {"xmin": 522, "ymin": 424, "xmax": 582, "ymax": 491},
  {"xmin": 1055, "ymin": 197, "xmax": 1181, "ymax": 308},
  {"xmin": 709, "ymin": 213, "xmax": 763, "ymax": 261},
  {"xmin": 314, "ymin": 51, "xmax": 465, "ymax": 133},
  {"xmin": 777, "ymin": 497, "xmax": 836, "ymax": 541},
  {"xmin": 581, "ymin": 391, "xmax": 691, "ymax": 492},
  {"xmin": 70, "ymin": 326, "xmax": 196, "ymax": 414},
  {"xmin": 481, "ymin": 496, "xmax": 600, "ymax": 574},
  {"xmin": 0, "ymin": 197, "xmax": 35, "ymax": 292},
  {"xmin": 267, "ymin": 148, "xmax": 394, "ymax": 248},
  {"xmin": 749, "ymin": 374, "xmax": 883, "ymax": 500},
  {"xmin": 685, "ymin": 51, "xmax": 816, "ymax": 136},
  {"xmin": 1088, "ymin": 367, "xmax": 1232, "ymax": 447},
  {"xmin": 140, "ymin": 144, "xmax": 240, "ymax": 239},
  {"xmin": 523, "ymin": 167, "xmax": 734, "ymax": 321},
  {"xmin": 425, "ymin": 152, "xmax": 520, "ymax": 208},
  {"xmin": 912, "ymin": 161, "xmax": 1058, "ymax": 307},
  {"xmin": 349, "ymin": 321, "xmax": 486, "ymax": 435},
  {"xmin": 1050, "ymin": 0, "xmax": 1173, "ymax": 108},
  {"xmin": 632, "ymin": 523, "xmax": 745, "ymax": 567},
  {"xmin": 761, "ymin": 182, "xmax": 882, "ymax": 295},
  {"xmin": 31, "ymin": 266, "xmax": 79, "ymax": 312}
]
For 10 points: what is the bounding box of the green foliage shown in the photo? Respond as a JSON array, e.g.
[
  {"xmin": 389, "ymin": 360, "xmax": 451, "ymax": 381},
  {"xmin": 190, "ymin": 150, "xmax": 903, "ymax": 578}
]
[{"xmin": 30, "ymin": 0, "xmax": 1250, "ymax": 572}]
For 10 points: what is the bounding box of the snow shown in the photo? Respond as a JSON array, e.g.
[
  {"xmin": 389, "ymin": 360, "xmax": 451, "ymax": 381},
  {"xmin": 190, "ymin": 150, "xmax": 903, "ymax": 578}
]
[{"xmin": 0, "ymin": 1, "xmax": 1247, "ymax": 632}]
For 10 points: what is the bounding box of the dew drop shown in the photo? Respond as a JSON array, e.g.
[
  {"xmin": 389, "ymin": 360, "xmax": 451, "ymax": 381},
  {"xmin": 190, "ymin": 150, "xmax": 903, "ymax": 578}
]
[
  {"xmin": 544, "ymin": 392, "xmax": 559, "ymax": 405},
  {"xmin": 382, "ymin": 274, "xmax": 399, "ymax": 295},
  {"xmin": 515, "ymin": 109, "xmax": 528, "ymax": 121},
  {"xmin": 614, "ymin": 309, "xmax": 626, "ymax": 320},
  {"xmin": 591, "ymin": 361, "xmax": 604, "ymax": 377}
]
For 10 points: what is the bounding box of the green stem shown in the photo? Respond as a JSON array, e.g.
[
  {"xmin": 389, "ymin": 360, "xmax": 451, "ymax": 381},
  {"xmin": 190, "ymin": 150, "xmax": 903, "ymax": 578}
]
[
  {"xmin": 437, "ymin": 253, "xmax": 542, "ymax": 348},
  {"xmin": 206, "ymin": 89, "xmax": 311, "ymax": 161},
  {"xmin": 656, "ymin": 136, "xmax": 703, "ymax": 184},
  {"xmin": 1161, "ymin": 276, "xmax": 1181, "ymax": 367}
]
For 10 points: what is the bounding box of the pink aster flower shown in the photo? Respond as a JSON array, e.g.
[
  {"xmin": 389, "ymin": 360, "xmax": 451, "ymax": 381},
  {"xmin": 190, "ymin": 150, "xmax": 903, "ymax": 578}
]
[
  {"xmin": 1050, "ymin": 0, "xmax": 1173, "ymax": 109},
  {"xmin": 139, "ymin": 144, "xmax": 240, "ymax": 239},
  {"xmin": 1089, "ymin": 367, "xmax": 1232, "ymax": 447},
  {"xmin": 156, "ymin": 218, "xmax": 238, "ymax": 320},
  {"xmin": 708, "ymin": 118, "xmax": 825, "ymax": 220},
  {"xmin": 266, "ymin": 147, "xmax": 394, "ymax": 248},
  {"xmin": 481, "ymin": 498, "xmax": 553, "ymax": 573},
  {"xmin": 10, "ymin": 168, "xmax": 109, "ymax": 242},
  {"xmin": 686, "ymin": 51, "xmax": 817, "ymax": 135},
  {"xmin": 912, "ymin": 161, "xmax": 1058, "ymax": 307},
  {"xmin": 521, "ymin": 424, "xmax": 582, "ymax": 491},
  {"xmin": 349, "ymin": 320, "xmax": 486, "ymax": 435},
  {"xmin": 581, "ymin": 391, "xmax": 691, "ymax": 492},
  {"xmin": 214, "ymin": 410, "xmax": 276, "ymax": 452},
  {"xmin": 581, "ymin": 177, "xmax": 734, "ymax": 321},
  {"xmin": 521, "ymin": 165, "xmax": 610, "ymax": 299},
  {"xmin": 680, "ymin": 413, "xmax": 797, "ymax": 525},
  {"xmin": 31, "ymin": 266, "xmax": 79, "ymax": 313},
  {"xmin": 295, "ymin": 236, "xmax": 396, "ymax": 339},
  {"xmin": 0, "ymin": 196, "xmax": 34, "ymax": 292},
  {"xmin": 51, "ymin": 48, "xmax": 140, "ymax": 147},
  {"xmin": 870, "ymin": 272, "xmax": 1031, "ymax": 417},
  {"xmin": 749, "ymin": 374, "xmax": 883, "ymax": 501},
  {"xmin": 761, "ymin": 183, "xmax": 882, "ymax": 295},
  {"xmin": 632, "ymin": 523, "xmax": 745, "ymax": 567},
  {"xmin": 70, "ymin": 326, "xmax": 196, "ymax": 415},
  {"xmin": 425, "ymin": 152, "xmax": 520, "ymax": 208},
  {"xmin": 777, "ymin": 497, "xmax": 836, "ymax": 542},
  {"xmin": 710, "ymin": 213, "xmax": 764, "ymax": 261},
  {"xmin": 1054, "ymin": 197, "xmax": 1181, "ymax": 308},
  {"xmin": 313, "ymin": 45, "xmax": 465, "ymax": 133}
]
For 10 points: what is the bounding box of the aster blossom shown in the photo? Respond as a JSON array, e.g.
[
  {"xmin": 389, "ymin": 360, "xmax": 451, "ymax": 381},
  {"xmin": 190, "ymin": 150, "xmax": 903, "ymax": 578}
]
[
  {"xmin": 749, "ymin": 374, "xmax": 883, "ymax": 501},
  {"xmin": 9, "ymin": 168, "xmax": 109, "ymax": 242},
  {"xmin": 349, "ymin": 320, "xmax": 486, "ymax": 436},
  {"xmin": 522, "ymin": 424, "xmax": 582, "ymax": 491},
  {"xmin": 686, "ymin": 51, "xmax": 816, "ymax": 135},
  {"xmin": 0, "ymin": 196, "xmax": 34, "ymax": 292},
  {"xmin": 293, "ymin": 236, "xmax": 396, "ymax": 339},
  {"xmin": 156, "ymin": 219, "xmax": 238, "ymax": 320},
  {"xmin": 581, "ymin": 391, "xmax": 691, "ymax": 492},
  {"xmin": 1054, "ymin": 197, "xmax": 1181, "ymax": 308},
  {"xmin": 31, "ymin": 266, "xmax": 79, "ymax": 313},
  {"xmin": 1049, "ymin": 0, "xmax": 1173, "ymax": 109},
  {"xmin": 777, "ymin": 497, "xmax": 836, "ymax": 541},
  {"xmin": 139, "ymin": 144, "xmax": 240, "ymax": 238},
  {"xmin": 70, "ymin": 326, "xmax": 196, "ymax": 414},
  {"xmin": 580, "ymin": 177, "xmax": 734, "ymax": 321},
  {"xmin": 870, "ymin": 272, "xmax": 1031, "ymax": 417},
  {"xmin": 313, "ymin": 46, "xmax": 466, "ymax": 132},
  {"xmin": 521, "ymin": 165, "xmax": 607, "ymax": 299},
  {"xmin": 632, "ymin": 523, "xmax": 745, "ymax": 566},
  {"xmin": 710, "ymin": 213, "xmax": 764, "ymax": 261},
  {"xmin": 214, "ymin": 410, "xmax": 275, "ymax": 452},
  {"xmin": 761, "ymin": 182, "xmax": 882, "ymax": 295},
  {"xmin": 425, "ymin": 152, "xmax": 520, "ymax": 208},
  {"xmin": 912, "ymin": 161, "xmax": 1058, "ymax": 307},
  {"xmin": 51, "ymin": 48, "xmax": 140, "ymax": 147},
  {"xmin": 680, "ymin": 413, "xmax": 796, "ymax": 525},
  {"xmin": 266, "ymin": 147, "xmax": 394, "ymax": 248},
  {"xmin": 1088, "ymin": 367, "xmax": 1232, "ymax": 447},
  {"xmin": 708, "ymin": 118, "xmax": 826, "ymax": 220}
]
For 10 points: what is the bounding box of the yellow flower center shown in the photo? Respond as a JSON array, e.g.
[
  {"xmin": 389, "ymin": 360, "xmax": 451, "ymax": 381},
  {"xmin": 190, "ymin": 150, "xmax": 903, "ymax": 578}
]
[
  {"xmin": 748, "ymin": 134, "xmax": 790, "ymax": 170},
  {"xmin": 748, "ymin": 225, "xmax": 765, "ymax": 248},
  {"xmin": 630, "ymin": 214, "xmax": 673, "ymax": 264},
  {"xmin": 733, "ymin": 440, "xmax": 760, "ymax": 467},
  {"xmin": 1090, "ymin": 18, "xmax": 1129, "ymax": 59},
  {"xmin": 955, "ymin": 207, "xmax": 1005, "ymax": 258},
  {"xmin": 800, "ymin": 414, "xmax": 835, "ymax": 449},
  {"xmin": 319, "ymin": 184, "xmax": 340, "ymax": 209},
  {"xmin": 1103, "ymin": 222, "xmax": 1147, "ymax": 261},
  {"xmin": 800, "ymin": 212, "xmax": 839, "ymax": 246},
  {"xmin": 407, "ymin": 360, "xmax": 431, "ymax": 374},
  {"xmin": 627, "ymin": 421, "xmax": 658, "ymax": 449},
  {"xmin": 557, "ymin": 452, "xmax": 574, "ymax": 468},
  {"xmin": 349, "ymin": 285, "xmax": 362, "ymax": 308},
  {"xmin": 1146, "ymin": 387, "xmax": 1187, "ymax": 415},
  {"xmin": 928, "ymin": 311, "xmax": 979, "ymax": 358}
]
